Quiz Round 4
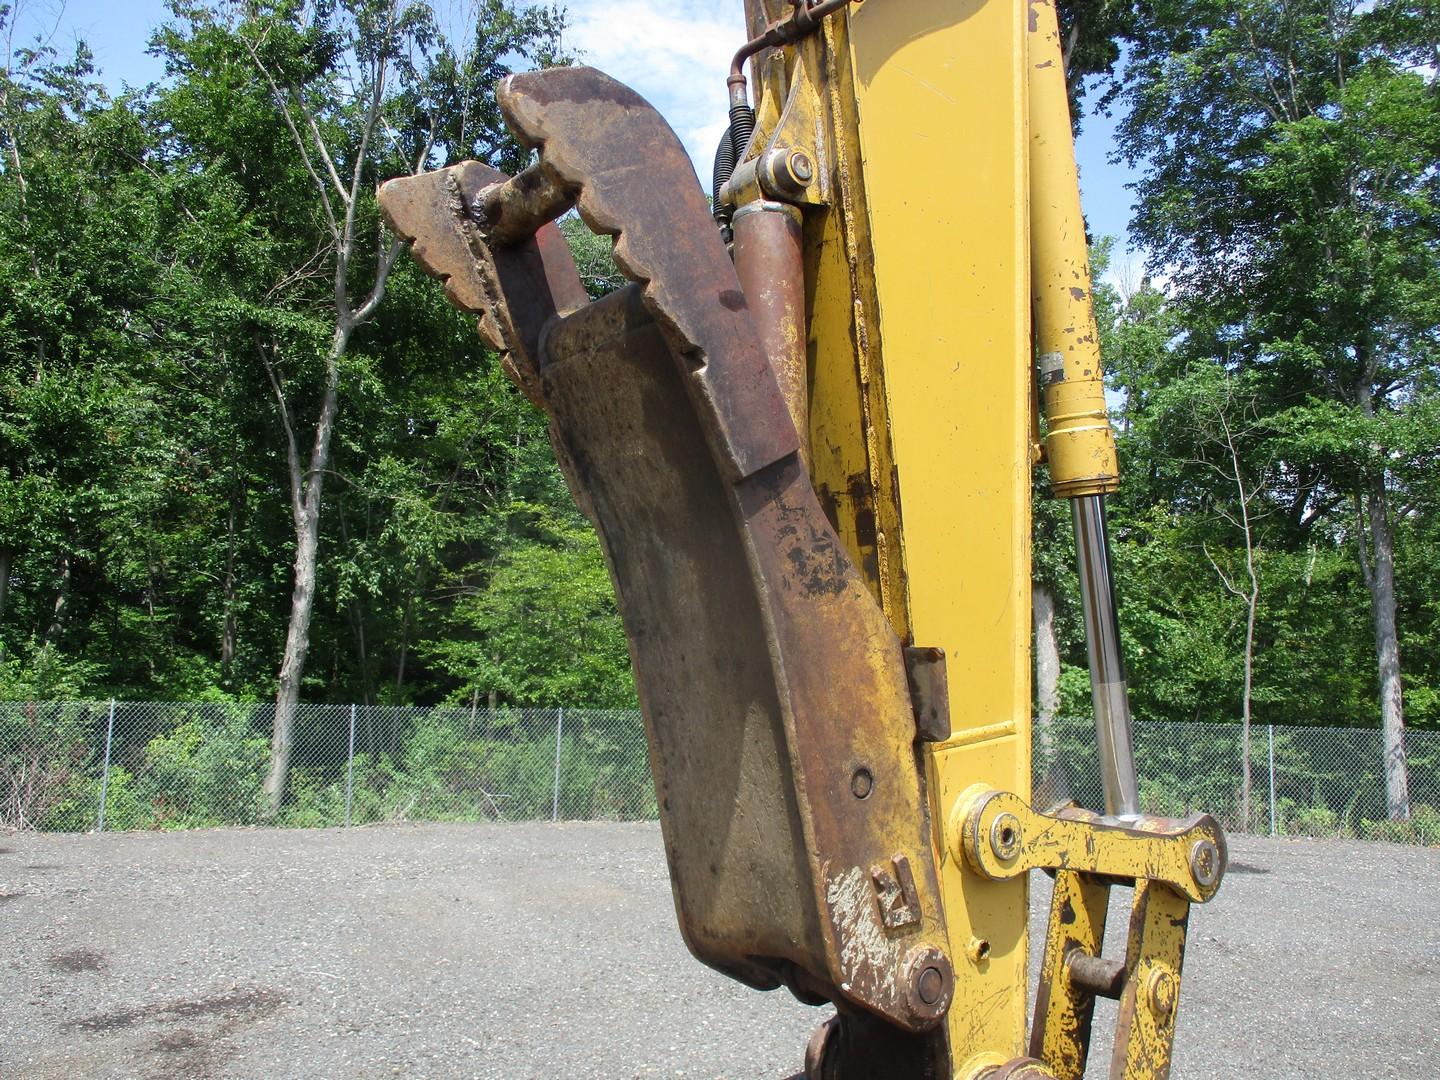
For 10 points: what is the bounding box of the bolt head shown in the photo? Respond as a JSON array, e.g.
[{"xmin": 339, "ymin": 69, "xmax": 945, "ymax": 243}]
[
  {"xmin": 902, "ymin": 945, "xmax": 953, "ymax": 1025},
  {"xmin": 1146, "ymin": 967, "xmax": 1178, "ymax": 1021},
  {"xmin": 990, "ymin": 812, "xmax": 1023, "ymax": 861},
  {"xmin": 1189, "ymin": 838, "xmax": 1221, "ymax": 889},
  {"xmin": 788, "ymin": 149, "xmax": 815, "ymax": 183},
  {"xmin": 916, "ymin": 965, "xmax": 944, "ymax": 1005}
]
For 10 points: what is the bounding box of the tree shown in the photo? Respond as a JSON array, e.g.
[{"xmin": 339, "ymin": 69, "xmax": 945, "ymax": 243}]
[
  {"xmin": 1114, "ymin": 0, "xmax": 1440, "ymax": 818},
  {"xmin": 1056, "ymin": 0, "xmax": 1135, "ymax": 109},
  {"xmin": 153, "ymin": 0, "xmax": 565, "ymax": 815},
  {"xmin": 0, "ymin": 8, "xmax": 239, "ymax": 698},
  {"xmin": 424, "ymin": 510, "xmax": 635, "ymax": 709},
  {"xmin": 1156, "ymin": 366, "xmax": 1272, "ymax": 826}
]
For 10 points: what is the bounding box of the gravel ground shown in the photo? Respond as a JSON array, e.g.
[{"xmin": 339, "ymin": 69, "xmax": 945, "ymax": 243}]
[{"xmin": 1, "ymin": 822, "xmax": 1435, "ymax": 1079}]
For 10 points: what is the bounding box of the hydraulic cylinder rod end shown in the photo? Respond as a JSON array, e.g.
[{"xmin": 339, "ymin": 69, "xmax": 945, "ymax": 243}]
[
  {"xmin": 1040, "ymin": 370, "xmax": 1119, "ymax": 499},
  {"xmin": 1072, "ymin": 494, "xmax": 1141, "ymax": 819}
]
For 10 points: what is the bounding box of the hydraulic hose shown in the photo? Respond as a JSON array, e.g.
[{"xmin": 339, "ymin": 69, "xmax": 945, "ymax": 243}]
[{"xmin": 712, "ymin": 127, "xmax": 737, "ymax": 223}]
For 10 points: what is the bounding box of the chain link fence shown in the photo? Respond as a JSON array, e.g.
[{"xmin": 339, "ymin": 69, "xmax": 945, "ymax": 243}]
[
  {"xmin": 0, "ymin": 702, "xmax": 653, "ymax": 832},
  {"xmin": 1036, "ymin": 717, "xmax": 1440, "ymax": 843},
  {"xmin": 1, "ymin": 701, "xmax": 1435, "ymax": 842}
]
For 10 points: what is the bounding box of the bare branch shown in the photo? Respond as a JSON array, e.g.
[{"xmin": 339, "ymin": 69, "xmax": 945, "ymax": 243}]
[
  {"xmin": 256, "ymin": 333, "xmax": 305, "ymax": 521},
  {"xmin": 239, "ymin": 28, "xmax": 341, "ymax": 239},
  {"xmin": 290, "ymin": 82, "xmax": 353, "ymax": 206},
  {"xmin": 353, "ymin": 237, "xmax": 408, "ymax": 325},
  {"xmin": 1201, "ymin": 541, "xmax": 1243, "ymax": 598}
]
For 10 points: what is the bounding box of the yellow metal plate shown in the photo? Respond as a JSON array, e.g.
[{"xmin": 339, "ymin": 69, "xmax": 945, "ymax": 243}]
[{"xmin": 847, "ymin": 0, "xmax": 1033, "ymax": 1067}]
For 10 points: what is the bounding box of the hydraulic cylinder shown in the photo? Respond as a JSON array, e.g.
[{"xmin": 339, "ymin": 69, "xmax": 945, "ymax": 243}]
[{"xmin": 1028, "ymin": 0, "xmax": 1139, "ymax": 818}]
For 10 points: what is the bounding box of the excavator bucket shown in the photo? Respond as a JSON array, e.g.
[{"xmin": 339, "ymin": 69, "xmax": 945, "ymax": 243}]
[{"xmin": 379, "ymin": 66, "xmax": 954, "ymax": 1044}]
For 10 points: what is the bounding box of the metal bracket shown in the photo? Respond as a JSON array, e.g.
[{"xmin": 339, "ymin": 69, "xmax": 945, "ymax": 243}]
[
  {"xmin": 951, "ymin": 787, "xmax": 1226, "ymax": 904},
  {"xmin": 903, "ymin": 646, "xmax": 951, "ymax": 743},
  {"xmin": 948, "ymin": 787, "xmax": 1226, "ymax": 1080},
  {"xmin": 722, "ymin": 33, "xmax": 833, "ymax": 209}
]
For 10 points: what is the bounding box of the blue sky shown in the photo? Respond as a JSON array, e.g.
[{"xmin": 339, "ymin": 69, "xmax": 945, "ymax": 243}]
[{"xmin": 12, "ymin": 0, "xmax": 1139, "ymax": 249}]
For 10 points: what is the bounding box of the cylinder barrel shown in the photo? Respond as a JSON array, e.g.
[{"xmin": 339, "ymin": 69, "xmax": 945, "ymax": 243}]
[
  {"xmin": 1027, "ymin": 0, "xmax": 1118, "ymax": 499},
  {"xmin": 732, "ymin": 200, "xmax": 810, "ymax": 469}
]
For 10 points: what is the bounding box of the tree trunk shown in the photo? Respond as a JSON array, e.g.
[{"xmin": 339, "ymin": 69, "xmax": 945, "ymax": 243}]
[
  {"xmin": 1240, "ymin": 576, "xmax": 1257, "ymax": 830},
  {"xmin": 1033, "ymin": 584, "xmax": 1061, "ymax": 768},
  {"xmin": 1360, "ymin": 474, "xmax": 1410, "ymax": 821},
  {"xmin": 1235, "ymin": 460, "xmax": 1258, "ymax": 834},
  {"xmin": 220, "ymin": 485, "xmax": 242, "ymax": 676},
  {"xmin": 262, "ymin": 331, "xmax": 346, "ymax": 819},
  {"xmin": 44, "ymin": 549, "xmax": 71, "ymax": 646},
  {"xmin": 394, "ymin": 596, "xmax": 411, "ymax": 695},
  {"xmin": 336, "ymin": 506, "xmax": 374, "ymax": 705},
  {"xmin": 0, "ymin": 547, "xmax": 11, "ymax": 626},
  {"xmin": 263, "ymin": 505, "xmax": 322, "ymax": 817}
]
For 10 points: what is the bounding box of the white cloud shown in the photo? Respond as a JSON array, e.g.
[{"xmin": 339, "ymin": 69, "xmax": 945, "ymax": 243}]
[{"xmin": 564, "ymin": 0, "xmax": 747, "ymax": 191}]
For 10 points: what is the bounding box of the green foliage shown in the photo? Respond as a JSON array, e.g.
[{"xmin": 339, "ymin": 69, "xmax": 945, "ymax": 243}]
[
  {"xmin": 0, "ymin": 702, "xmax": 105, "ymax": 829},
  {"xmin": 0, "ymin": 0, "xmax": 637, "ymax": 714},
  {"xmin": 1363, "ymin": 804, "xmax": 1440, "ymax": 846},
  {"xmin": 1, "ymin": 0, "xmax": 1436, "ymax": 837},
  {"xmin": 424, "ymin": 511, "xmax": 636, "ymax": 708},
  {"xmin": 1285, "ymin": 804, "xmax": 1343, "ymax": 839},
  {"xmin": 561, "ymin": 215, "xmax": 627, "ymax": 299},
  {"xmin": 1, "ymin": 700, "xmax": 657, "ymax": 830}
]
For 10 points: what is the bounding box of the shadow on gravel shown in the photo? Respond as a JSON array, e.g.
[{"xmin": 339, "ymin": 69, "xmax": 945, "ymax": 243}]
[
  {"xmin": 49, "ymin": 948, "xmax": 108, "ymax": 973},
  {"xmin": 64, "ymin": 987, "xmax": 283, "ymax": 1034}
]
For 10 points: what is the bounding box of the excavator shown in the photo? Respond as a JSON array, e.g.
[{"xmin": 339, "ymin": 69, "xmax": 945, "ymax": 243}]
[{"xmin": 377, "ymin": 1, "xmax": 1228, "ymax": 1076}]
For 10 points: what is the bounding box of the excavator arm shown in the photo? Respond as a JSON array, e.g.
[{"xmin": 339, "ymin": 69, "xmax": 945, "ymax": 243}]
[{"xmin": 378, "ymin": 3, "xmax": 1226, "ymax": 1077}]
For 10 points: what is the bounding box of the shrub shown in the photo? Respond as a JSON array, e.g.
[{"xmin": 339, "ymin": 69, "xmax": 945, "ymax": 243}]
[{"xmin": 1362, "ymin": 803, "xmax": 1440, "ymax": 846}]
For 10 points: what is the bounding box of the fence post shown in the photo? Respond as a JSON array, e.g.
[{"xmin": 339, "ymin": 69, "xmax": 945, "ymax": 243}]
[
  {"xmin": 344, "ymin": 704, "xmax": 357, "ymax": 827},
  {"xmin": 96, "ymin": 699, "xmax": 116, "ymax": 832},
  {"xmin": 552, "ymin": 707, "xmax": 565, "ymax": 822},
  {"xmin": 1267, "ymin": 723, "xmax": 1277, "ymax": 838}
]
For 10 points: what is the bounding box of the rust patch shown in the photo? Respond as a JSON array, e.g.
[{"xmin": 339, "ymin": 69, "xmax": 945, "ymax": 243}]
[{"xmin": 382, "ymin": 63, "xmax": 950, "ymax": 1043}]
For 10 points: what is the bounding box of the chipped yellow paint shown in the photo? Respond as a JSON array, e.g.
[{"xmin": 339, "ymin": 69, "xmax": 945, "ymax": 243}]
[
  {"xmin": 951, "ymin": 788, "xmax": 1226, "ymax": 904},
  {"xmin": 786, "ymin": 1, "xmax": 1181, "ymax": 1072},
  {"xmin": 1109, "ymin": 881, "xmax": 1191, "ymax": 1079},
  {"xmin": 1031, "ymin": 870, "xmax": 1111, "ymax": 1079},
  {"xmin": 949, "ymin": 786, "xmax": 1220, "ymax": 1078}
]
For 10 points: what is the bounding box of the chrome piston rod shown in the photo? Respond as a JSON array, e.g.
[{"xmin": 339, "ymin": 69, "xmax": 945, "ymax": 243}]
[{"xmin": 1072, "ymin": 494, "xmax": 1140, "ymax": 819}]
